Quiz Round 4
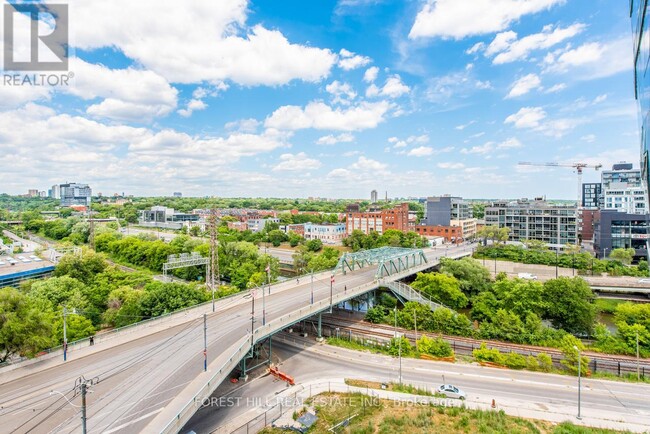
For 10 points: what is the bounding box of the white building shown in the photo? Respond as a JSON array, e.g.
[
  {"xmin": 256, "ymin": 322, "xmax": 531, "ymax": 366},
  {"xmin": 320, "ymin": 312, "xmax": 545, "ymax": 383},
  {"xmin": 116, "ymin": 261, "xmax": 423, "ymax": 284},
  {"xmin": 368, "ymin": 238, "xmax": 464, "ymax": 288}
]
[
  {"xmin": 600, "ymin": 163, "xmax": 646, "ymax": 214},
  {"xmin": 247, "ymin": 218, "xmax": 280, "ymax": 233},
  {"xmin": 303, "ymin": 223, "xmax": 346, "ymax": 245}
]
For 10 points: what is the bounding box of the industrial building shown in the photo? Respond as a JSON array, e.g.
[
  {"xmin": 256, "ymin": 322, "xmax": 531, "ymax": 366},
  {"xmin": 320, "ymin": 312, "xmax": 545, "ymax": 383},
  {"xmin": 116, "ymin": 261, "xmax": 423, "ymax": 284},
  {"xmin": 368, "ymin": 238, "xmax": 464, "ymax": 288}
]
[
  {"xmin": 303, "ymin": 222, "xmax": 346, "ymax": 245},
  {"xmin": 346, "ymin": 203, "xmax": 410, "ymax": 235},
  {"xmin": 139, "ymin": 206, "xmax": 200, "ymax": 229}
]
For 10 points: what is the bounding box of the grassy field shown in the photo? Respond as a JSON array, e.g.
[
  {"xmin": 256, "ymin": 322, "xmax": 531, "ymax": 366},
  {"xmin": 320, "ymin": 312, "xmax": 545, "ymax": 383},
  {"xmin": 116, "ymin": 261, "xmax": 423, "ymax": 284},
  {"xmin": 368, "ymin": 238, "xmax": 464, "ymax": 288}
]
[{"xmin": 260, "ymin": 392, "xmax": 631, "ymax": 434}]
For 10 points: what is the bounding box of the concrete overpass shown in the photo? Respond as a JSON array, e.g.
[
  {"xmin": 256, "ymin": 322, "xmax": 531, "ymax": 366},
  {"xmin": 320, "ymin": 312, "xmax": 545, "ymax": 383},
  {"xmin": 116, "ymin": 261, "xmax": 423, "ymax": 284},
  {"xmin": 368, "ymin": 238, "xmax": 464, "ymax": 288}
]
[{"xmin": 0, "ymin": 245, "xmax": 473, "ymax": 433}]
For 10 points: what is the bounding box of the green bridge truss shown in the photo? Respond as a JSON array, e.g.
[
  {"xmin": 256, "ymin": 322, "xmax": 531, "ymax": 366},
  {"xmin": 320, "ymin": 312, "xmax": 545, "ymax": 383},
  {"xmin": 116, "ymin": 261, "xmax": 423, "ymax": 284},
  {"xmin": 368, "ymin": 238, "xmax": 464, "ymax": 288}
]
[{"xmin": 333, "ymin": 246, "xmax": 428, "ymax": 278}]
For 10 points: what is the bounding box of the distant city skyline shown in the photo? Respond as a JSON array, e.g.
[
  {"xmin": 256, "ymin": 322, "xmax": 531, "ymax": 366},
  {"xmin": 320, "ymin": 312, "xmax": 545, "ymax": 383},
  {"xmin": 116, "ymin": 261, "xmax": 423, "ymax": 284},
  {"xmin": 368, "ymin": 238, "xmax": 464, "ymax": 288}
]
[{"xmin": 0, "ymin": 0, "xmax": 638, "ymax": 199}]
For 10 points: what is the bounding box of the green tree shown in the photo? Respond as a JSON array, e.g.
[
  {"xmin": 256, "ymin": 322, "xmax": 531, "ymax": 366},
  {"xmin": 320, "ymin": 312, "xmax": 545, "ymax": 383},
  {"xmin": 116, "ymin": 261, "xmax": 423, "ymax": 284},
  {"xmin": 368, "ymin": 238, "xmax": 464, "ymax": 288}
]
[
  {"xmin": 288, "ymin": 232, "xmax": 303, "ymax": 247},
  {"xmin": 411, "ymin": 272, "xmax": 468, "ymax": 309},
  {"xmin": 306, "ymin": 239, "xmax": 323, "ymax": 252},
  {"xmin": 54, "ymin": 313, "xmax": 95, "ymax": 343},
  {"xmin": 0, "ymin": 288, "xmax": 55, "ymax": 362},
  {"xmin": 609, "ymin": 248, "xmax": 635, "ymax": 265},
  {"xmin": 138, "ymin": 282, "xmax": 209, "ymax": 317},
  {"xmin": 53, "ymin": 251, "xmax": 108, "ymax": 284},
  {"xmin": 542, "ymin": 277, "xmax": 596, "ymax": 335},
  {"xmin": 439, "ymin": 257, "xmax": 492, "ymax": 297},
  {"xmin": 388, "ymin": 335, "xmax": 412, "ymax": 356},
  {"xmin": 559, "ymin": 335, "xmax": 590, "ymax": 376},
  {"xmin": 267, "ymin": 229, "xmax": 287, "ymax": 247},
  {"xmin": 365, "ymin": 306, "xmax": 386, "ymax": 323},
  {"xmin": 29, "ymin": 276, "xmax": 89, "ymax": 311}
]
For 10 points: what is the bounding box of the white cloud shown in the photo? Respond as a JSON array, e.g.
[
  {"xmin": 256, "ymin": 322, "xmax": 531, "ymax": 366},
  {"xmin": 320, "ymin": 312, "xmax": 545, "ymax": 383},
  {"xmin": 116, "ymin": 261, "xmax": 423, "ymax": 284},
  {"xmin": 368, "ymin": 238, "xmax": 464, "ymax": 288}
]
[
  {"xmin": 506, "ymin": 73, "xmax": 542, "ymax": 98},
  {"xmin": 437, "ymin": 162, "xmax": 465, "ymax": 169},
  {"xmin": 265, "ymin": 100, "xmax": 391, "ymax": 131},
  {"xmin": 543, "ymin": 39, "xmax": 632, "ymax": 78},
  {"xmin": 408, "ymin": 146, "xmax": 434, "ymax": 157},
  {"xmin": 69, "ymin": 2, "xmax": 337, "ymax": 86},
  {"xmin": 408, "ymin": 0, "xmax": 565, "ymax": 39},
  {"xmin": 461, "ymin": 142, "xmax": 493, "ymax": 155},
  {"xmin": 504, "ymin": 107, "xmax": 580, "ymax": 137},
  {"xmin": 87, "ymin": 99, "xmax": 173, "ymax": 122},
  {"xmin": 350, "ymin": 156, "xmax": 388, "ymax": 171},
  {"xmin": 338, "ymin": 49, "xmax": 372, "ymax": 70},
  {"xmin": 225, "ymin": 118, "xmax": 261, "ymax": 133},
  {"xmin": 272, "ymin": 152, "xmax": 322, "ymax": 171},
  {"xmin": 497, "ymin": 137, "xmax": 523, "ymax": 149},
  {"xmin": 363, "ymin": 66, "xmax": 379, "ymax": 83},
  {"xmin": 425, "ymin": 68, "xmax": 491, "ymax": 104},
  {"xmin": 466, "ymin": 42, "xmax": 485, "ymax": 55},
  {"xmin": 316, "ymin": 133, "xmax": 355, "ymax": 145},
  {"xmin": 365, "ymin": 84, "xmax": 380, "ymax": 98},
  {"xmin": 581, "ymin": 134, "xmax": 596, "ymax": 143},
  {"xmin": 545, "ymin": 83, "xmax": 566, "ymax": 93},
  {"xmin": 455, "ymin": 120, "xmax": 476, "ymax": 130},
  {"xmin": 461, "ymin": 137, "xmax": 522, "ymax": 155},
  {"xmin": 177, "ymin": 99, "xmax": 207, "ymax": 117},
  {"xmin": 325, "ymin": 81, "xmax": 357, "ymax": 105},
  {"xmin": 380, "ymin": 75, "xmax": 410, "ymax": 98},
  {"xmin": 504, "ymin": 106, "xmax": 547, "ymax": 129},
  {"xmin": 486, "ymin": 23, "xmax": 585, "ymax": 64},
  {"xmin": 593, "ymin": 94, "xmax": 608, "ymax": 104}
]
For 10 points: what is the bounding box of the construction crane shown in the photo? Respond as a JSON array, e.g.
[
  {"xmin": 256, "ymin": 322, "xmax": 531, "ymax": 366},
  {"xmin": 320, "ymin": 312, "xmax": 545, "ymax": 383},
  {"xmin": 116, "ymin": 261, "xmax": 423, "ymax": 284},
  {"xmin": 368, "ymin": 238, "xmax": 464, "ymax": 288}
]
[{"xmin": 518, "ymin": 161, "xmax": 603, "ymax": 207}]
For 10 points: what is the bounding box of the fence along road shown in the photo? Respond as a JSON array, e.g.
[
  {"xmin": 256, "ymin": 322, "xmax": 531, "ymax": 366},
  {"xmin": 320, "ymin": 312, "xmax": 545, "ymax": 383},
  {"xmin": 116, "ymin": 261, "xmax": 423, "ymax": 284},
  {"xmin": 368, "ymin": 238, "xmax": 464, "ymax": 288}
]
[{"xmin": 0, "ymin": 246, "xmax": 471, "ymax": 434}]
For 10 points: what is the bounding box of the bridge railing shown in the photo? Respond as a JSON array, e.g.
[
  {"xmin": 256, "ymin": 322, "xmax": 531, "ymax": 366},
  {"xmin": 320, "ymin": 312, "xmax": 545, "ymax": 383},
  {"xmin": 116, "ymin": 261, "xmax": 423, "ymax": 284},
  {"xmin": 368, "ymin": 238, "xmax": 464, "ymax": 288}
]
[
  {"xmin": 383, "ymin": 281, "xmax": 447, "ymax": 311},
  {"xmin": 158, "ymin": 279, "xmax": 382, "ymax": 433}
]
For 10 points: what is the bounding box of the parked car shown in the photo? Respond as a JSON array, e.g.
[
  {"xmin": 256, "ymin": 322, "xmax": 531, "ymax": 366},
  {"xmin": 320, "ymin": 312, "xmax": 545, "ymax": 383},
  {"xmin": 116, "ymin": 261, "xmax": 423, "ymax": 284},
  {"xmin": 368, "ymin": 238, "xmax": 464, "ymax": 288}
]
[
  {"xmin": 437, "ymin": 384, "xmax": 467, "ymax": 400},
  {"xmin": 638, "ymin": 278, "xmax": 650, "ymax": 284}
]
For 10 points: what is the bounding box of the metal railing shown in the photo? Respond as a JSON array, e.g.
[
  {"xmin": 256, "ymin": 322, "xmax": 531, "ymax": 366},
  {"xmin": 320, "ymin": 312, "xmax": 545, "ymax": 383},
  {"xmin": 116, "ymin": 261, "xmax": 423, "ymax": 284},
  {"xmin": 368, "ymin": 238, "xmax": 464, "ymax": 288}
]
[
  {"xmin": 383, "ymin": 281, "xmax": 447, "ymax": 311},
  {"xmin": 158, "ymin": 280, "xmax": 382, "ymax": 433}
]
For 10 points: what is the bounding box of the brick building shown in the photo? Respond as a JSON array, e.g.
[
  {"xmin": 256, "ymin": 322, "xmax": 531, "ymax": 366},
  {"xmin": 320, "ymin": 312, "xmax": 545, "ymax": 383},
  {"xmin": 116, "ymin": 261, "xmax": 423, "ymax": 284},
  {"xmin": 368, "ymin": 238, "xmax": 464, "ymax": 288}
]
[{"xmin": 346, "ymin": 203, "xmax": 410, "ymax": 235}]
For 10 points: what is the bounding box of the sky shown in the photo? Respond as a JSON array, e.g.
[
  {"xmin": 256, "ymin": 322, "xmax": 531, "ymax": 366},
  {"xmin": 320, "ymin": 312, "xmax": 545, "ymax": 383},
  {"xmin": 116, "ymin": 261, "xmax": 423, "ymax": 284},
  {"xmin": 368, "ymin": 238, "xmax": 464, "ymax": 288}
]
[{"xmin": 0, "ymin": 0, "xmax": 641, "ymax": 200}]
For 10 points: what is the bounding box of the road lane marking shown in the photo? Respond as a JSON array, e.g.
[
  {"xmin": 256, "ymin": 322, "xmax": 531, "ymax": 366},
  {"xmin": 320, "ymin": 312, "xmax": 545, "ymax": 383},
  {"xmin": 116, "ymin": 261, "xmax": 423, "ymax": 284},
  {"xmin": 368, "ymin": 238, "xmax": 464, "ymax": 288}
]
[{"xmin": 101, "ymin": 407, "xmax": 165, "ymax": 433}]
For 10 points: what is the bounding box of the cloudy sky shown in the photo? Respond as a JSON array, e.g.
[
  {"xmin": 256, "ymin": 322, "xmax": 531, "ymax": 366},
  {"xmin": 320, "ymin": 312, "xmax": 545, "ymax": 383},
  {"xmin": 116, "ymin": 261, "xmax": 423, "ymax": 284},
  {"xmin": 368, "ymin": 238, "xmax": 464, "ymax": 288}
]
[{"xmin": 0, "ymin": 0, "xmax": 640, "ymax": 199}]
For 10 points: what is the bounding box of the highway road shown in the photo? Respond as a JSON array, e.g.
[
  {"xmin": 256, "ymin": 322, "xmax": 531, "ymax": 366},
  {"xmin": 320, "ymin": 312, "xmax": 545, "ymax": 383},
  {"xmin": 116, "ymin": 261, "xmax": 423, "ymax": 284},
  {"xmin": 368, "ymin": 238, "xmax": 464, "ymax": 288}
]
[
  {"xmin": 0, "ymin": 246, "xmax": 469, "ymax": 433},
  {"xmin": 184, "ymin": 336, "xmax": 650, "ymax": 433}
]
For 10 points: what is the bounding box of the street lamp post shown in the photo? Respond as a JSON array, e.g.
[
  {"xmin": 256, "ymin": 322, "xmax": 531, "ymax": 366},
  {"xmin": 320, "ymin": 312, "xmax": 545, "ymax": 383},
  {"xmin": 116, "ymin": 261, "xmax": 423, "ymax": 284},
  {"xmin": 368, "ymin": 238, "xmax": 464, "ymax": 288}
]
[
  {"xmin": 555, "ymin": 250, "xmax": 559, "ymax": 279},
  {"xmin": 573, "ymin": 345, "xmax": 582, "ymax": 420},
  {"xmin": 63, "ymin": 307, "xmax": 68, "ymax": 362},
  {"xmin": 637, "ymin": 330, "xmax": 641, "ymax": 381},
  {"xmin": 310, "ymin": 269, "xmax": 314, "ymax": 305},
  {"xmin": 603, "ymin": 247, "xmax": 608, "ymax": 260}
]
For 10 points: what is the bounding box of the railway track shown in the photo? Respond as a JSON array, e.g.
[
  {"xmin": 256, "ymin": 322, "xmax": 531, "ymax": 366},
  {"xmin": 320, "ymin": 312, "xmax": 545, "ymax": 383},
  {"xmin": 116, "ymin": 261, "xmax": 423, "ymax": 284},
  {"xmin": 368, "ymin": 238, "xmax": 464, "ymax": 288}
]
[{"xmin": 300, "ymin": 315, "xmax": 650, "ymax": 377}]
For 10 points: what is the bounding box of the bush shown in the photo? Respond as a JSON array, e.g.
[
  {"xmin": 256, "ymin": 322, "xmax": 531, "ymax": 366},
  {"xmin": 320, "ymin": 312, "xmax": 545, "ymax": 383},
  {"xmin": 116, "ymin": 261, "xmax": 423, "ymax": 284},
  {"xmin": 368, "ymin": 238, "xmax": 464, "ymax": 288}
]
[
  {"xmin": 536, "ymin": 352, "xmax": 553, "ymax": 372},
  {"xmin": 503, "ymin": 352, "xmax": 527, "ymax": 370},
  {"xmin": 525, "ymin": 355, "xmax": 539, "ymax": 371},
  {"xmin": 472, "ymin": 343, "xmax": 504, "ymax": 365},
  {"xmin": 417, "ymin": 335, "xmax": 453, "ymax": 358},
  {"xmin": 365, "ymin": 306, "xmax": 385, "ymax": 324}
]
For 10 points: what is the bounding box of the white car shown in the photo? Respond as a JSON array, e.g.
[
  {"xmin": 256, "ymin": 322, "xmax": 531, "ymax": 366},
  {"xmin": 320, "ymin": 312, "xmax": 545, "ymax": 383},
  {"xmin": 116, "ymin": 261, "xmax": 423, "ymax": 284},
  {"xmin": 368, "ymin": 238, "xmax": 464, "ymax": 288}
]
[
  {"xmin": 638, "ymin": 278, "xmax": 650, "ymax": 284},
  {"xmin": 437, "ymin": 384, "xmax": 467, "ymax": 400}
]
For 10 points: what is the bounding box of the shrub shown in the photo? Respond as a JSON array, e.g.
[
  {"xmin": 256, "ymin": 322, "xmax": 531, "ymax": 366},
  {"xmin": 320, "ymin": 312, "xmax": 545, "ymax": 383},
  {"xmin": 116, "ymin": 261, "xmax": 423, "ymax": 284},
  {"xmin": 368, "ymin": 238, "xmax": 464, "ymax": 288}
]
[
  {"xmin": 417, "ymin": 335, "xmax": 453, "ymax": 358},
  {"xmin": 472, "ymin": 343, "xmax": 504, "ymax": 365},
  {"xmin": 525, "ymin": 355, "xmax": 539, "ymax": 371},
  {"xmin": 536, "ymin": 352, "xmax": 553, "ymax": 372},
  {"xmin": 503, "ymin": 352, "xmax": 527, "ymax": 370}
]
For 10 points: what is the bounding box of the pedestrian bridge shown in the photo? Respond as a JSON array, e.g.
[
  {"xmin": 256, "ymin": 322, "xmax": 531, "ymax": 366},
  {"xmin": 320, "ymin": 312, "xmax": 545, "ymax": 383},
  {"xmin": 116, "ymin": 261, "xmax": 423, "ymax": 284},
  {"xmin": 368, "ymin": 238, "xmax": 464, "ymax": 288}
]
[{"xmin": 0, "ymin": 245, "xmax": 474, "ymax": 434}]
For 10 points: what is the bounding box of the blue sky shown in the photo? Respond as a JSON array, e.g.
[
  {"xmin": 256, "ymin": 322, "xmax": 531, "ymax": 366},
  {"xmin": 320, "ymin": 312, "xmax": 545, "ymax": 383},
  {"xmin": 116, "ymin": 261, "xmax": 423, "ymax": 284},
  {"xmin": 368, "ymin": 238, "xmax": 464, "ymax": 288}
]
[{"xmin": 0, "ymin": 0, "xmax": 640, "ymax": 200}]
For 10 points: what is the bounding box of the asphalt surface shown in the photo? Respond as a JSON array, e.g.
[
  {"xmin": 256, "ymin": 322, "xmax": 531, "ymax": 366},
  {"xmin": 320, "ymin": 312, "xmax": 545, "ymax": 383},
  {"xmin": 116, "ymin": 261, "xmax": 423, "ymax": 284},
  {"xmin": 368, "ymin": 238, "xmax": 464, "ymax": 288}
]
[
  {"xmin": 0, "ymin": 246, "xmax": 471, "ymax": 433},
  {"xmin": 183, "ymin": 337, "xmax": 650, "ymax": 433}
]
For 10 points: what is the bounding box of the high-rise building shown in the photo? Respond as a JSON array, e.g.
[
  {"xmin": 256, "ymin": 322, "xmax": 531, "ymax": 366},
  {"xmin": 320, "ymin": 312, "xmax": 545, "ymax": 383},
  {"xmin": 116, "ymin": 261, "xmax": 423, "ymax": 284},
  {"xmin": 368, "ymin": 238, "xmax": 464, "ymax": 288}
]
[
  {"xmin": 581, "ymin": 183, "xmax": 602, "ymax": 208},
  {"xmin": 632, "ymin": 1, "xmax": 650, "ymax": 203},
  {"xmin": 484, "ymin": 198, "xmax": 577, "ymax": 245},
  {"xmin": 593, "ymin": 210, "xmax": 649, "ymax": 259},
  {"xmin": 60, "ymin": 183, "xmax": 92, "ymax": 207},
  {"xmin": 600, "ymin": 163, "xmax": 646, "ymax": 214},
  {"xmin": 173, "ymin": 192, "xmax": 182, "ymax": 197},
  {"xmin": 50, "ymin": 184, "xmax": 61, "ymax": 199},
  {"xmin": 370, "ymin": 189, "xmax": 378, "ymax": 203},
  {"xmin": 423, "ymin": 196, "xmax": 452, "ymax": 226}
]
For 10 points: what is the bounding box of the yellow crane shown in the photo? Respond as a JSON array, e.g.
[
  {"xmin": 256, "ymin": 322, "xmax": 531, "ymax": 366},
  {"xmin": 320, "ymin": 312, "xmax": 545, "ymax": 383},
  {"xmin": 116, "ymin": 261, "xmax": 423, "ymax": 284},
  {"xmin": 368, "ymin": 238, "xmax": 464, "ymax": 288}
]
[{"xmin": 518, "ymin": 161, "xmax": 603, "ymax": 207}]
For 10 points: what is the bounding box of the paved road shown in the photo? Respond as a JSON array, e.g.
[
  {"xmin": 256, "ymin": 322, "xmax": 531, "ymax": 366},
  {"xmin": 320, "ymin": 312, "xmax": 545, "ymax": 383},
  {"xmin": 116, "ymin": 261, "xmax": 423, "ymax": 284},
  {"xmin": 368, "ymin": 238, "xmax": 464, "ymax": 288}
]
[
  {"xmin": 0, "ymin": 247, "xmax": 470, "ymax": 433},
  {"xmin": 184, "ymin": 337, "xmax": 650, "ymax": 433}
]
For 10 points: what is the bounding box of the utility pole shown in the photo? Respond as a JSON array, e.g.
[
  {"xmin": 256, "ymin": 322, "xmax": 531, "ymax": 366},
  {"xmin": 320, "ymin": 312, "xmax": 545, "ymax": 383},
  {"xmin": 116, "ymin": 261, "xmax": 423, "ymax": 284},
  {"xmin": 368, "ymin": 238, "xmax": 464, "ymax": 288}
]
[
  {"xmin": 88, "ymin": 197, "xmax": 94, "ymax": 250},
  {"xmin": 330, "ymin": 275, "xmax": 334, "ymax": 313},
  {"xmin": 203, "ymin": 313, "xmax": 207, "ymax": 372},
  {"xmin": 636, "ymin": 330, "xmax": 641, "ymax": 381},
  {"xmin": 63, "ymin": 307, "xmax": 68, "ymax": 362},
  {"xmin": 398, "ymin": 332, "xmax": 402, "ymax": 385},
  {"xmin": 209, "ymin": 209, "xmax": 218, "ymax": 312},
  {"xmin": 81, "ymin": 382, "xmax": 87, "ymax": 434},
  {"xmin": 574, "ymin": 345, "xmax": 582, "ymax": 420},
  {"xmin": 310, "ymin": 269, "xmax": 314, "ymax": 304},
  {"xmin": 262, "ymin": 284, "xmax": 266, "ymax": 326},
  {"xmin": 251, "ymin": 290, "xmax": 256, "ymax": 348},
  {"xmin": 555, "ymin": 250, "xmax": 559, "ymax": 278},
  {"xmin": 413, "ymin": 308, "xmax": 418, "ymax": 351}
]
